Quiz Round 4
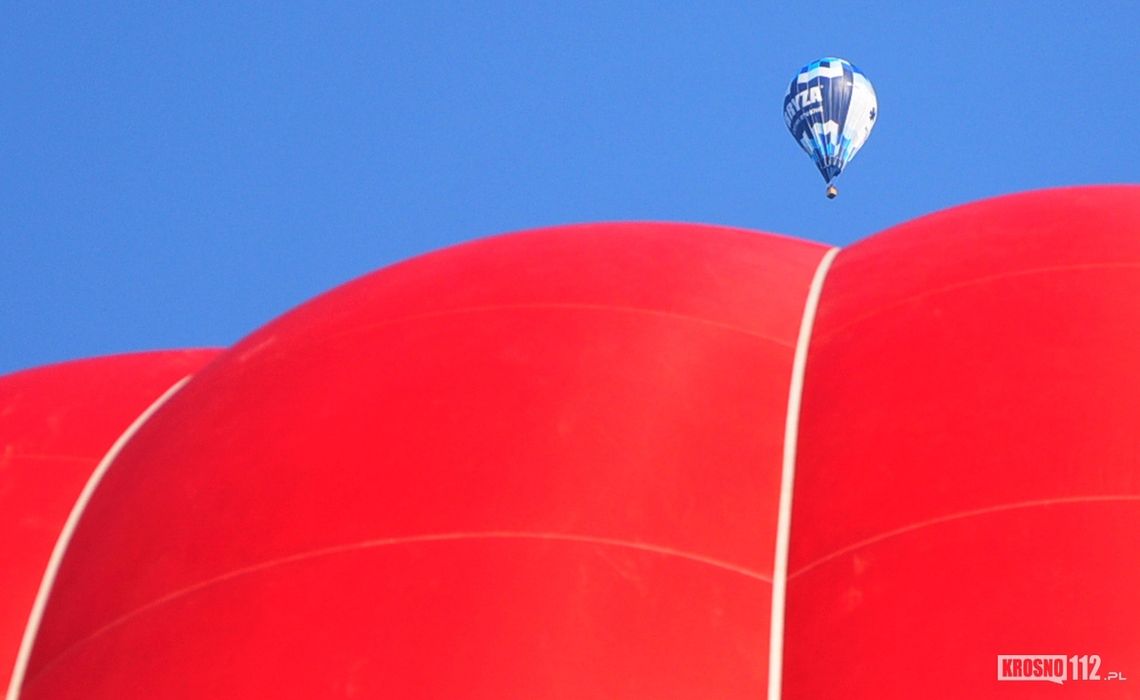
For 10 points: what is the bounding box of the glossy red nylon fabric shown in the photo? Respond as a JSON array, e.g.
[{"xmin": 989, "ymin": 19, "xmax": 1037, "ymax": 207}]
[
  {"xmin": 0, "ymin": 350, "xmax": 220, "ymax": 692},
  {"xmin": 18, "ymin": 224, "xmax": 827, "ymax": 698},
  {"xmin": 786, "ymin": 186, "xmax": 1140, "ymax": 697}
]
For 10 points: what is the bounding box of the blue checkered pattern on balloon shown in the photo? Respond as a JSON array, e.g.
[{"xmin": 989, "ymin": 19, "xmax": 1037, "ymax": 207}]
[{"xmin": 783, "ymin": 57, "xmax": 878, "ymax": 186}]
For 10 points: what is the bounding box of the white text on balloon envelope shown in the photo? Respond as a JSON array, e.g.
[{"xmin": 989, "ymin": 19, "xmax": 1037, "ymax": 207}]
[{"xmin": 784, "ymin": 86, "xmax": 822, "ymax": 122}]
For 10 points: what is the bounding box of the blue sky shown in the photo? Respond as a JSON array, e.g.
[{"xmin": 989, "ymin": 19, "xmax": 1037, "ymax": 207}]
[{"xmin": 2, "ymin": 2, "xmax": 1136, "ymax": 374}]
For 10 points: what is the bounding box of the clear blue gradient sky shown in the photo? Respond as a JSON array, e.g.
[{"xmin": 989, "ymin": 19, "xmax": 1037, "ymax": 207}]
[{"xmin": 2, "ymin": 2, "xmax": 1136, "ymax": 373}]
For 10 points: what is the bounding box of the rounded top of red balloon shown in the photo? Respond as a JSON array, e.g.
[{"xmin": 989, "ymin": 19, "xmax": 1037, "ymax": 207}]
[{"xmin": 8, "ymin": 186, "xmax": 1140, "ymax": 699}]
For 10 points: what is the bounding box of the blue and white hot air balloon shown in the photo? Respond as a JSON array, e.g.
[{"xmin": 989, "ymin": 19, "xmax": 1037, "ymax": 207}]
[{"xmin": 783, "ymin": 57, "xmax": 877, "ymax": 199}]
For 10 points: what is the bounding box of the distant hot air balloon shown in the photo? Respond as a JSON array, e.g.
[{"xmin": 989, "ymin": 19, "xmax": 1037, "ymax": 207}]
[{"xmin": 783, "ymin": 57, "xmax": 877, "ymax": 199}]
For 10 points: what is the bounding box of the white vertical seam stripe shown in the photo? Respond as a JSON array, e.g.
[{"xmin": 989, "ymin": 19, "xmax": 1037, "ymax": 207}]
[
  {"xmin": 5, "ymin": 376, "xmax": 193, "ymax": 700},
  {"xmin": 767, "ymin": 246, "xmax": 839, "ymax": 700}
]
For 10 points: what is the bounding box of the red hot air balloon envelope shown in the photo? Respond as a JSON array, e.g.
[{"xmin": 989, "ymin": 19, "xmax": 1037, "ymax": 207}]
[
  {"xmin": 7, "ymin": 186, "xmax": 1140, "ymax": 699},
  {"xmin": 11, "ymin": 224, "xmax": 831, "ymax": 699},
  {"xmin": 786, "ymin": 186, "xmax": 1140, "ymax": 697},
  {"xmin": 0, "ymin": 350, "xmax": 219, "ymax": 693}
]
